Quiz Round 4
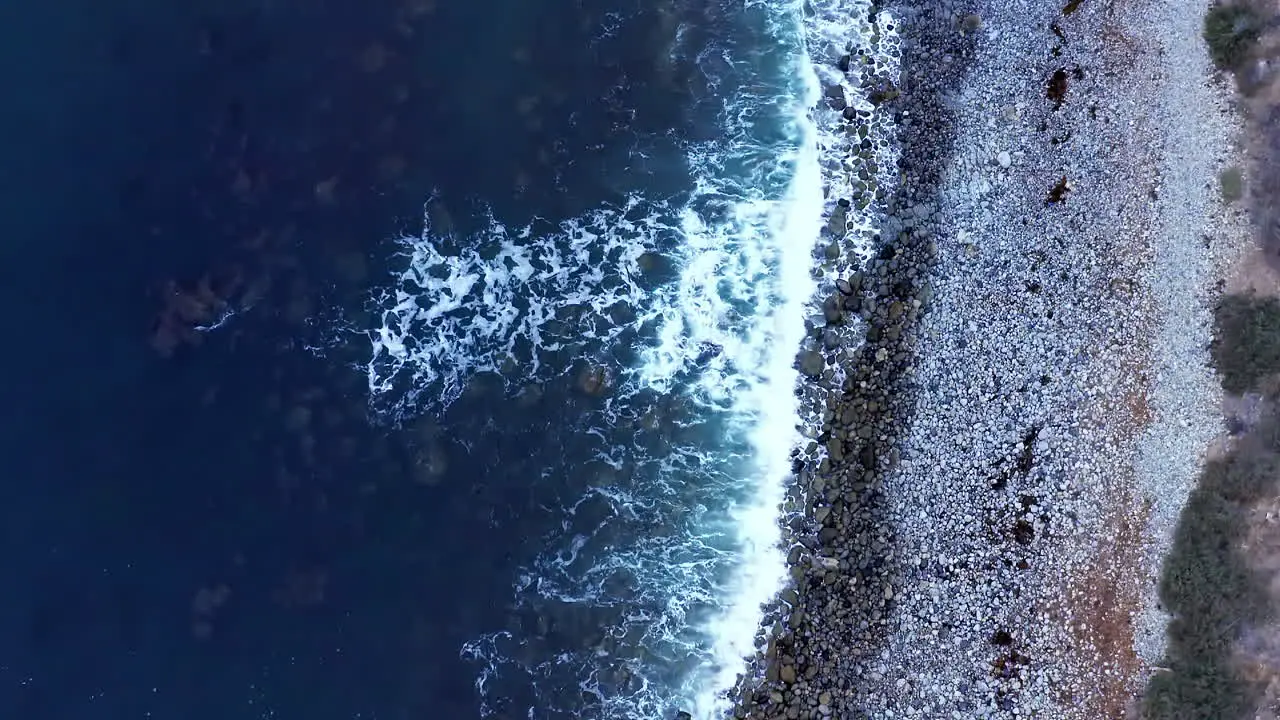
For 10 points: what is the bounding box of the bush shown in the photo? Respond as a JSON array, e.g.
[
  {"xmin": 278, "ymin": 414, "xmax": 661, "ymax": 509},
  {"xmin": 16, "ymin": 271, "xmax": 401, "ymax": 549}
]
[
  {"xmin": 1143, "ymin": 438, "xmax": 1277, "ymax": 719},
  {"xmin": 1220, "ymin": 166, "xmax": 1245, "ymax": 203},
  {"xmin": 1212, "ymin": 294, "xmax": 1280, "ymax": 394},
  {"xmin": 1147, "ymin": 298, "xmax": 1280, "ymax": 717},
  {"xmin": 1204, "ymin": 3, "xmax": 1262, "ymax": 71}
]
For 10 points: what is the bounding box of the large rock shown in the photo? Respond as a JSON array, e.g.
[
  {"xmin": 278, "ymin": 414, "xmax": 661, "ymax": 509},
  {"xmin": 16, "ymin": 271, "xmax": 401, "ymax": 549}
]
[
  {"xmin": 799, "ymin": 350, "xmax": 826, "ymax": 378},
  {"xmin": 823, "ymin": 83, "xmax": 847, "ymax": 110},
  {"xmin": 823, "ymin": 295, "xmax": 843, "ymax": 324}
]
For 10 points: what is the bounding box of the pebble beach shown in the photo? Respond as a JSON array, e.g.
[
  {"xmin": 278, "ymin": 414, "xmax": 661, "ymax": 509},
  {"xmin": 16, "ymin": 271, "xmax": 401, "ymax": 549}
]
[{"xmin": 733, "ymin": 0, "xmax": 1247, "ymax": 717}]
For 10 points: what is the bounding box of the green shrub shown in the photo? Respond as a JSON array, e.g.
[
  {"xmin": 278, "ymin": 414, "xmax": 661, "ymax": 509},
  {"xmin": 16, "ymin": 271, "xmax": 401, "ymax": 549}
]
[
  {"xmin": 1220, "ymin": 166, "xmax": 1245, "ymax": 203},
  {"xmin": 1204, "ymin": 3, "xmax": 1262, "ymax": 71},
  {"xmin": 1143, "ymin": 440, "xmax": 1277, "ymax": 719},
  {"xmin": 1144, "ymin": 293, "xmax": 1280, "ymax": 718},
  {"xmin": 1212, "ymin": 294, "xmax": 1280, "ymax": 394}
]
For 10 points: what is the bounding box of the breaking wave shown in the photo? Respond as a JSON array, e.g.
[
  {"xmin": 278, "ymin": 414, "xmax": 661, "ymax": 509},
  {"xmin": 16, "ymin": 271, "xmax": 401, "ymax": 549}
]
[{"xmin": 346, "ymin": 0, "xmax": 900, "ymax": 717}]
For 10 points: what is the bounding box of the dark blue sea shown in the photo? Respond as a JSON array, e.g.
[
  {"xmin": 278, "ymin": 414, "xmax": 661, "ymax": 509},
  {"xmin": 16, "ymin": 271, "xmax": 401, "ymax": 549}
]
[{"xmin": 0, "ymin": 1, "xmax": 890, "ymax": 718}]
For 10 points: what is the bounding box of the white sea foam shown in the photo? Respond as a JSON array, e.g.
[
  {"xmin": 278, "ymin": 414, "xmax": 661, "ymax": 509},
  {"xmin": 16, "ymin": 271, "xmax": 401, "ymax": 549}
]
[
  {"xmin": 366, "ymin": 195, "xmax": 667, "ymax": 417},
  {"xmin": 359, "ymin": 0, "xmax": 900, "ymax": 717},
  {"xmin": 673, "ymin": 0, "xmax": 900, "ymax": 715},
  {"xmin": 676, "ymin": 69, "xmax": 821, "ymax": 720}
]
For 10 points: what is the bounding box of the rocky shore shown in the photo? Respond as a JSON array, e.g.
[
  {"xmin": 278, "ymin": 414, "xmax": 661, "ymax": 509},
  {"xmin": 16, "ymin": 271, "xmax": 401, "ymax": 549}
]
[{"xmin": 730, "ymin": 0, "xmax": 1244, "ymax": 717}]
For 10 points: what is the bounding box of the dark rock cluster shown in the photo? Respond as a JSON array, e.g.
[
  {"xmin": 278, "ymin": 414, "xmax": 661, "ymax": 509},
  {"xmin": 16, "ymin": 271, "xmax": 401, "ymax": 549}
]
[{"xmin": 725, "ymin": 3, "xmax": 981, "ymax": 718}]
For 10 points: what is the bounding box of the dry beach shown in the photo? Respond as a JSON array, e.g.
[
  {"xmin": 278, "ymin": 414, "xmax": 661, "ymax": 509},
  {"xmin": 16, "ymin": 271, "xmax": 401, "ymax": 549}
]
[{"xmin": 731, "ymin": 0, "xmax": 1258, "ymax": 717}]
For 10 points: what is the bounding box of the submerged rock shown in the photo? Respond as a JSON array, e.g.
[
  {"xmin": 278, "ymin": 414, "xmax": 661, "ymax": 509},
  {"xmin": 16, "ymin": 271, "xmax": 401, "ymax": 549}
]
[
  {"xmin": 577, "ymin": 363, "xmax": 613, "ymax": 396},
  {"xmin": 412, "ymin": 443, "xmax": 448, "ymax": 485}
]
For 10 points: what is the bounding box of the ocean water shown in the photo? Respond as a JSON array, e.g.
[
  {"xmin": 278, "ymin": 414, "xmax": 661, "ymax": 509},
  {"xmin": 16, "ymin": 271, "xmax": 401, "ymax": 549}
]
[{"xmin": 0, "ymin": 0, "xmax": 896, "ymax": 719}]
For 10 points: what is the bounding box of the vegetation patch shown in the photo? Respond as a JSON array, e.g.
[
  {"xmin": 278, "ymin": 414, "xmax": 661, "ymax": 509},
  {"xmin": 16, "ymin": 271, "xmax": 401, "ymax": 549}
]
[
  {"xmin": 1220, "ymin": 166, "xmax": 1245, "ymax": 203},
  {"xmin": 1142, "ymin": 423, "xmax": 1278, "ymax": 719},
  {"xmin": 1212, "ymin": 294, "xmax": 1280, "ymax": 394},
  {"xmin": 1204, "ymin": 2, "xmax": 1263, "ymax": 72},
  {"xmin": 1146, "ymin": 294, "xmax": 1280, "ymax": 717}
]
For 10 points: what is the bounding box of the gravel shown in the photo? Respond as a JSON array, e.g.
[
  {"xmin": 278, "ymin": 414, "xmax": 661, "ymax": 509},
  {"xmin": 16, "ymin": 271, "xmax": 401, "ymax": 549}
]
[{"xmin": 729, "ymin": 0, "xmax": 1246, "ymax": 717}]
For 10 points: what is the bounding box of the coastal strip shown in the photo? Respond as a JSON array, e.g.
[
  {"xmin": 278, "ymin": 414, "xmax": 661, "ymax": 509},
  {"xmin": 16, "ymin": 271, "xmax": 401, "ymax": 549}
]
[{"xmin": 731, "ymin": 0, "xmax": 1243, "ymax": 717}]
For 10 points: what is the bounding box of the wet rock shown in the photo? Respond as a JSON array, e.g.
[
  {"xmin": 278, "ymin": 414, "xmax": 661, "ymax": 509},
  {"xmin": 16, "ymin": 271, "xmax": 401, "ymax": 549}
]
[
  {"xmin": 826, "ymin": 437, "xmax": 844, "ymax": 461},
  {"xmin": 823, "ymin": 83, "xmax": 847, "ymax": 111},
  {"xmin": 869, "ymin": 79, "xmax": 901, "ymax": 105},
  {"xmin": 823, "ymin": 295, "xmax": 843, "ymax": 324},
  {"xmin": 799, "ymin": 350, "xmax": 826, "ymax": 378},
  {"xmin": 827, "ymin": 206, "xmax": 848, "ymax": 236},
  {"xmin": 637, "ymin": 251, "xmax": 663, "ymax": 273}
]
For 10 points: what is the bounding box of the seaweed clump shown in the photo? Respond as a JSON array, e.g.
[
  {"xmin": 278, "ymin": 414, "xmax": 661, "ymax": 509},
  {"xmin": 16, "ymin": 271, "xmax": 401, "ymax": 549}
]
[
  {"xmin": 1047, "ymin": 68, "xmax": 1070, "ymax": 108},
  {"xmin": 1204, "ymin": 2, "xmax": 1263, "ymax": 72},
  {"xmin": 1045, "ymin": 177, "xmax": 1071, "ymax": 205}
]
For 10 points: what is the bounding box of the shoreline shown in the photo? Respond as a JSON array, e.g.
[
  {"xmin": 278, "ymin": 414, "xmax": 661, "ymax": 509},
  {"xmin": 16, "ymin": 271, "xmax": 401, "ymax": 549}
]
[
  {"xmin": 733, "ymin": 0, "xmax": 1242, "ymax": 717},
  {"xmin": 731, "ymin": 0, "xmax": 977, "ymax": 716}
]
